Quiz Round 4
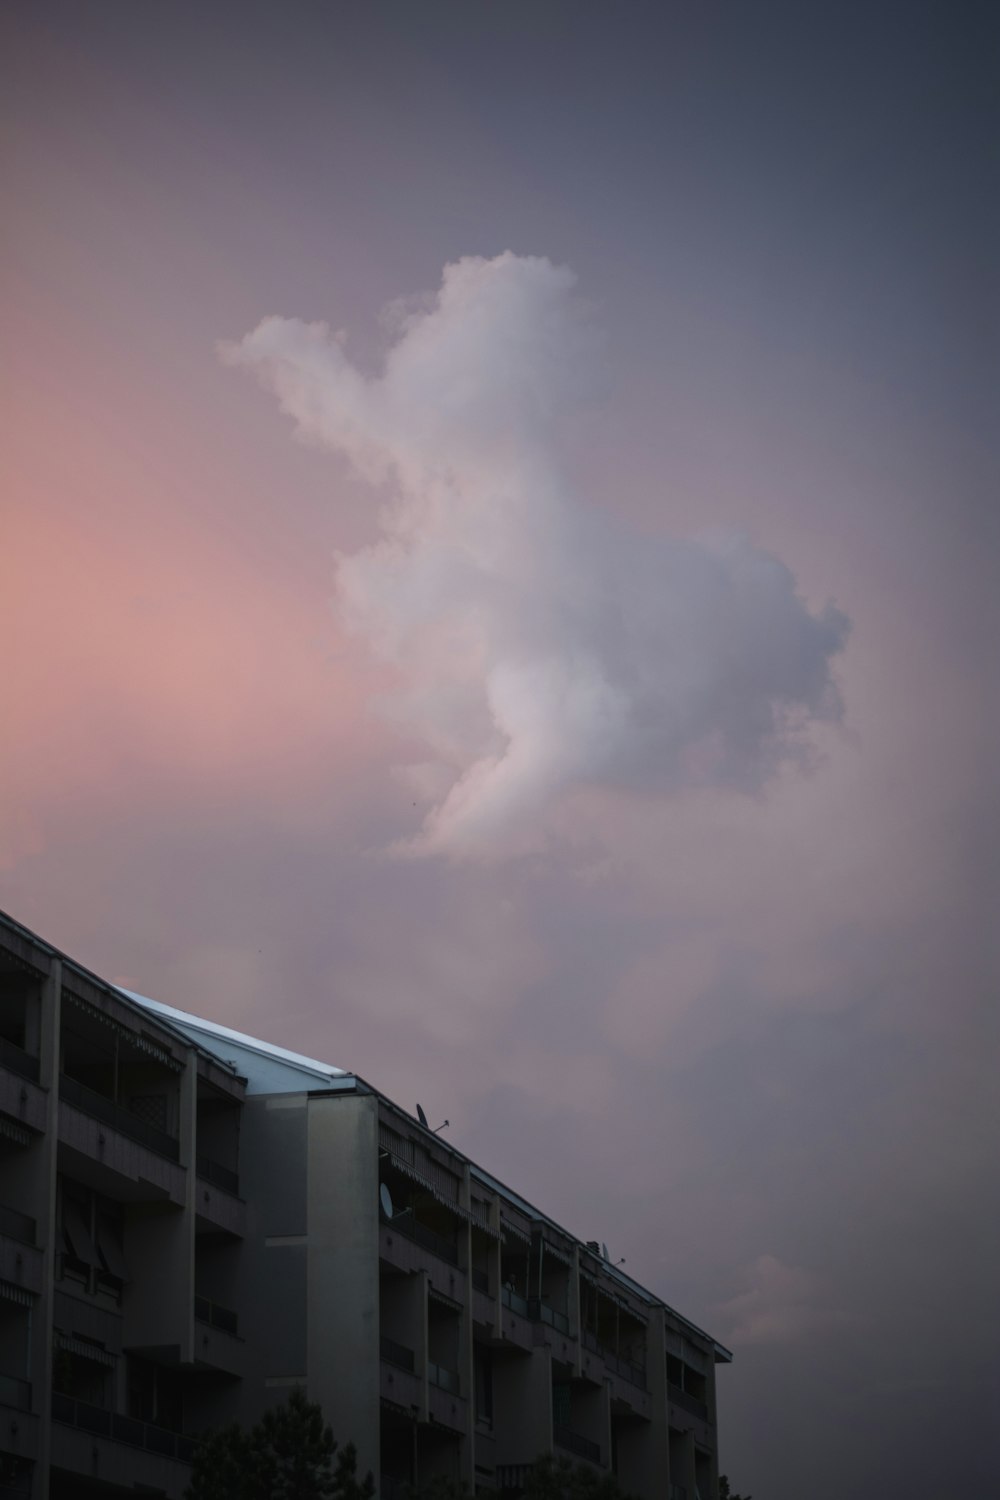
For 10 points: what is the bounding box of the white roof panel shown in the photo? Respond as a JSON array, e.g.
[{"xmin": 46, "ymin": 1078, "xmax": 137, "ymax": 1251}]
[{"xmin": 119, "ymin": 989, "xmax": 352, "ymax": 1095}]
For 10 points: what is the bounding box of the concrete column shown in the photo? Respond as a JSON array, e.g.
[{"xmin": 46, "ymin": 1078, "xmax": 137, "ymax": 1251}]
[
  {"xmin": 31, "ymin": 957, "xmax": 60, "ymax": 1500},
  {"xmin": 306, "ymin": 1093, "xmax": 381, "ymax": 1487},
  {"xmin": 460, "ymin": 1212, "xmax": 475, "ymax": 1487}
]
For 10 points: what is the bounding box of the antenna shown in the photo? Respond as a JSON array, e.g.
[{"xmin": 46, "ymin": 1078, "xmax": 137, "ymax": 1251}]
[
  {"xmin": 614, "ymin": 1257, "xmax": 626, "ymax": 1267},
  {"xmin": 379, "ymin": 1182, "xmax": 412, "ymax": 1221},
  {"xmin": 417, "ymin": 1103, "xmax": 449, "ymax": 1133}
]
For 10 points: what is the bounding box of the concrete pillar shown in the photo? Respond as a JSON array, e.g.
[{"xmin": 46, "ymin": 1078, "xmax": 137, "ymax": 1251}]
[
  {"xmin": 306, "ymin": 1093, "xmax": 381, "ymax": 1487},
  {"xmin": 31, "ymin": 957, "xmax": 60, "ymax": 1500}
]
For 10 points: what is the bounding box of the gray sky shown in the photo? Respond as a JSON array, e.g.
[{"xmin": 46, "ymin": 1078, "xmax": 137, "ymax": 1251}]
[{"xmin": 2, "ymin": 3, "xmax": 997, "ymax": 1494}]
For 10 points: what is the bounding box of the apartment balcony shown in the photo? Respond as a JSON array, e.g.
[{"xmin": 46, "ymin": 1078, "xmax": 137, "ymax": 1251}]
[
  {"xmin": 379, "ymin": 1335, "xmax": 421, "ymax": 1410},
  {"xmin": 0, "ymin": 1040, "xmax": 46, "ymax": 1136},
  {"xmin": 555, "ymin": 1423, "xmax": 602, "ymax": 1466},
  {"xmin": 471, "ymin": 1267, "xmax": 495, "ymax": 1330},
  {"xmin": 57, "ymin": 1075, "xmax": 186, "ymax": 1205},
  {"xmin": 379, "ymin": 1219, "xmax": 466, "ymax": 1303},
  {"xmin": 528, "ymin": 1296, "xmax": 577, "ymax": 1366},
  {"xmin": 194, "ymin": 1296, "xmax": 247, "ymax": 1377},
  {"xmin": 0, "ymin": 1206, "xmax": 42, "ymax": 1296},
  {"xmin": 498, "ymin": 1285, "xmax": 533, "ymax": 1353},
  {"xmin": 668, "ymin": 1383, "xmax": 709, "ymax": 1423},
  {"xmin": 0, "ymin": 1373, "xmax": 31, "ymax": 1413},
  {"xmin": 0, "ymin": 1382, "xmax": 38, "ymax": 1462},
  {"xmin": 428, "ymin": 1365, "xmax": 467, "ymax": 1433},
  {"xmin": 195, "ymin": 1156, "xmax": 246, "ymax": 1237},
  {"xmin": 50, "ymin": 1393, "xmax": 196, "ymax": 1490}
]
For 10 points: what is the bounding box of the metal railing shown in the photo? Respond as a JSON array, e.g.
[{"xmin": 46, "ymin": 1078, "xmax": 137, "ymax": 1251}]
[
  {"xmin": 581, "ymin": 1329, "xmax": 647, "ymax": 1389},
  {"xmin": 195, "ymin": 1153, "xmax": 239, "ymax": 1196},
  {"xmin": 0, "ymin": 1204, "xmax": 35, "ymax": 1246},
  {"xmin": 428, "ymin": 1361, "xmax": 460, "ymax": 1395},
  {"xmin": 604, "ymin": 1349, "xmax": 648, "ymax": 1390},
  {"xmin": 497, "ymin": 1464, "xmax": 534, "ymax": 1490},
  {"xmin": 554, "ymin": 1423, "xmax": 601, "ymax": 1463},
  {"xmin": 194, "ymin": 1296, "xmax": 238, "ymax": 1337},
  {"xmin": 58, "ymin": 1075, "xmax": 180, "ymax": 1162},
  {"xmin": 668, "ymin": 1382, "xmax": 708, "ymax": 1421},
  {"xmin": 501, "ymin": 1285, "xmax": 529, "ymax": 1317},
  {"xmin": 528, "ymin": 1297, "xmax": 571, "ymax": 1335},
  {"xmin": 51, "ymin": 1392, "xmax": 199, "ymax": 1461},
  {"xmin": 379, "ymin": 1336, "xmax": 415, "ymax": 1372},
  {"xmin": 0, "ymin": 1373, "xmax": 31, "ymax": 1411},
  {"xmin": 0, "ymin": 1038, "xmax": 40, "ymax": 1084},
  {"xmin": 392, "ymin": 1214, "xmax": 459, "ymax": 1267}
]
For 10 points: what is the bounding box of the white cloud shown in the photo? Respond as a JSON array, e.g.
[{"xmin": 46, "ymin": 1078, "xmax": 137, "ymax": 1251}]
[{"xmin": 223, "ymin": 252, "xmax": 848, "ymax": 858}]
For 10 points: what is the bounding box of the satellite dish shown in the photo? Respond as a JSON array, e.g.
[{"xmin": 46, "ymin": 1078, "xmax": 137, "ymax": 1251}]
[
  {"xmin": 380, "ymin": 1183, "xmax": 394, "ymax": 1219},
  {"xmin": 416, "ymin": 1104, "xmax": 429, "ymax": 1128},
  {"xmin": 601, "ymin": 1243, "xmax": 609, "ymax": 1261}
]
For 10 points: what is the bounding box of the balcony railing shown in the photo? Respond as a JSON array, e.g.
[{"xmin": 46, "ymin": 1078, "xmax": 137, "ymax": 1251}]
[
  {"xmin": 379, "ymin": 1336, "xmax": 415, "ymax": 1372},
  {"xmin": 668, "ymin": 1382, "xmax": 708, "ymax": 1421},
  {"xmin": 196, "ymin": 1153, "xmax": 240, "ymax": 1196},
  {"xmin": 391, "ymin": 1214, "xmax": 459, "ymax": 1267},
  {"xmin": 0, "ymin": 1038, "xmax": 40, "ymax": 1084},
  {"xmin": 497, "ymin": 1465, "xmax": 534, "ymax": 1490},
  {"xmin": 194, "ymin": 1296, "xmax": 239, "ymax": 1337},
  {"xmin": 604, "ymin": 1349, "xmax": 647, "ymax": 1390},
  {"xmin": 52, "ymin": 1392, "xmax": 199, "ymax": 1460},
  {"xmin": 0, "ymin": 1373, "xmax": 31, "ymax": 1411},
  {"xmin": 471, "ymin": 1267, "xmax": 490, "ymax": 1294},
  {"xmin": 0, "ymin": 1203, "xmax": 36, "ymax": 1246},
  {"xmin": 555, "ymin": 1424, "xmax": 601, "ymax": 1464},
  {"xmin": 581, "ymin": 1329, "xmax": 647, "ymax": 1389},
  {"xmin": 428, "ymin": 1361, "xmax": 460, "ymax": 1394},
  {"xmin": 59, "ymin": 1075, "xmax": 180, "ymax": 1162},
  {"xmin": 501, "ymin": 1285, "xmax": 529, "ymax": 1317},
  {"xmin": 528, "ymin": 1297, "xmax": 571, "ymax": 1335}
]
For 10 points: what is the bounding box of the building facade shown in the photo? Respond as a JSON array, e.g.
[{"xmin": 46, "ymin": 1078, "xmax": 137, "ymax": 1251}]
[{"xmin": 0, "ymin": 909, "xmax": 730, "ymax": 1498}]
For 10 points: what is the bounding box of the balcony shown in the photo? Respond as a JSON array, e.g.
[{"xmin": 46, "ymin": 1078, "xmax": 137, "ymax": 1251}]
[
  {"xmin": 0, "ymin": 1038, "xmax": 40, "ymax": 1084},
  {"xmin": 0, "ymin": 1373, "xmax": 31, "ymax": 1412},
  {"xmin": 51, "ymin": 1391, "xmax": 199, "ymax": 1459},
  {"xmin": 196, "ymin": 1153, "xmax": 239, "ymax": 1196},
  {"xmin": 428, "ymin": 1361, "xmax": 460, "ymax": 1394},
  {"xmin": 582, "ymin": 1329, "xmax": 647, "ymax": 1391},
  {"xmin": 471, "ymin": 1266, "xmax": 490, "ymax": 1294},
  {"xmin": 668, "ymin": 1383, "xmax": 708, "ymax": 1422},
  {"xmin": 59, "ymin": 1075, "xmax": 180, "ymax": 1162},
  {"xmin": 501, "ymin": 1285, "xmax": 529, "ymax": 1317},
  {"xmin": 555, "ymin": 1424, "xmax": 601, "ymax": 1464},
  {"xmin": 528, "ymin": 1297, "xmax": 571, "ymax": 1335},
  {"xmin": 393, "ymin": 1215, "xmax": 458, "ymax": 1266},
  {"xmin": 379, "ymin": 1335, "xmax": 415, "ymax": 1372},
  {"xmin": 0, "ymin": 1205, "xmax": 35, "ymax": 1246},
  {"xmin": 194, "ymin": 1295, "xmax": 238, "ymax": 1337}
]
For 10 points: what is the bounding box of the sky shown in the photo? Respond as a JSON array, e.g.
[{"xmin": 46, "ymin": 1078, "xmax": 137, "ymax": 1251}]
[{"xmin": 1, "ymin": 2, "xmax": 997, "ymax": 1495}]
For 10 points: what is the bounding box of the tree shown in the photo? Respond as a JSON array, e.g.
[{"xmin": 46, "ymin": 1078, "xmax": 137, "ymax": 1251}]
[
  {"xmin": 184, "ymin": 1388, "xmax": 375, "ymax": 1500},
  {"xmin": 719, "ymin": 1476, "xmax": 752, "ymax": 1500}
]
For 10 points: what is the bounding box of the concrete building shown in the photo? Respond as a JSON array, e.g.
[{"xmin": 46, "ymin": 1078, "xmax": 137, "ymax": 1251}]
[{"xmin": 0, "ymin": 909, "xmax": 731, "ymax": 1498}]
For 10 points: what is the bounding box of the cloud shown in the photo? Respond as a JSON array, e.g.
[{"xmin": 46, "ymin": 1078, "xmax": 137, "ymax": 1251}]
[
  {"xmin": 223, "ymin": 252, "xmax": 849, "ymax": 857},
  {"xmin": 715, "ymin": 1254, "xmax": 853, "ymax": 1346}
]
